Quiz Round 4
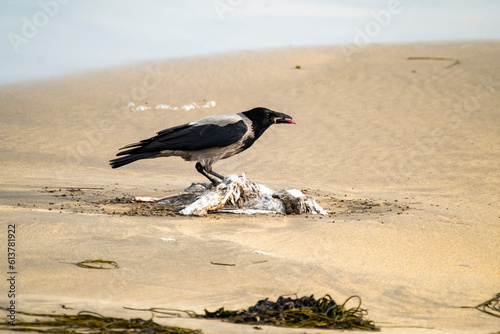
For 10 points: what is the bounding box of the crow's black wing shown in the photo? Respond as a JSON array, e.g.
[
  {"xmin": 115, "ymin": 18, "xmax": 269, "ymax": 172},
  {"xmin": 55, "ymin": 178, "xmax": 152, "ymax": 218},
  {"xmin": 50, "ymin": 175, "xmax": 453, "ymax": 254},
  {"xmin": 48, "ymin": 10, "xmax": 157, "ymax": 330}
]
[
  {"xmin": 116, "ymin": 119, "xmax": 247, "ymax": 156},
  {"xmin": 156, "ymin": 120, "xmax": 247, "ymax": 150}
]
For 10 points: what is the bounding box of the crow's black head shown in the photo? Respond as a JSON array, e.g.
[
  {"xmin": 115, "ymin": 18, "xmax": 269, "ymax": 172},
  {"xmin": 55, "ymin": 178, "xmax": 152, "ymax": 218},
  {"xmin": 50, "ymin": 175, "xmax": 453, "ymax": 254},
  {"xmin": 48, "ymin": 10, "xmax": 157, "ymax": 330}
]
[{"xmin": 242, "ymin": 107, "xmax": 296, "ymax": 139}]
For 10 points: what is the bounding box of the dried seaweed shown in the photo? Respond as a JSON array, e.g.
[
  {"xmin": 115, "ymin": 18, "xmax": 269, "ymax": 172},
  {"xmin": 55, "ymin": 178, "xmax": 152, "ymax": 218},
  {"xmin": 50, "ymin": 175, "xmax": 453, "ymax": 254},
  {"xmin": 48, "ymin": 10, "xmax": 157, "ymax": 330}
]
[
  {"xmin": 204, "ymin": 294, "xmax": 379, "ymax": 331},
  {"xmin": 463, "ymin": 293, "xmax": 500, "ymax": 318},
  {"xmin": 73, "ymin": 259, "xmax": 119, "ymax": 270},
  {"xmin": 1, "ymin": 294, "xmax": 378, "ymax": 332},
  {"xmin": 210, "ymin": 261, "xmax": 236, "ymax": 266},
  {"xmin": 0, "ymin": 309, "xmax": 202, "ymax": 333},
  {"xmin": 123, "ymin": 307, "xmax": 198, "ymax": 318},
  {"xmin": 407, "ymin": 56, "xmax": 460, "ymax": 68}
]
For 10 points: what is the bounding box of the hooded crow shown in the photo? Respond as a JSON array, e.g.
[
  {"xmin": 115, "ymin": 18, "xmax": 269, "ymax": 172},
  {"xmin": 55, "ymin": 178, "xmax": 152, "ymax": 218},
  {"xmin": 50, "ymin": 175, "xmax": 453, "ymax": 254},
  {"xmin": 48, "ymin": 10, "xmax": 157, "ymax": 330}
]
[{"xmin": 109, "ymin": 107, "xmax": 296, "ymax": 184}]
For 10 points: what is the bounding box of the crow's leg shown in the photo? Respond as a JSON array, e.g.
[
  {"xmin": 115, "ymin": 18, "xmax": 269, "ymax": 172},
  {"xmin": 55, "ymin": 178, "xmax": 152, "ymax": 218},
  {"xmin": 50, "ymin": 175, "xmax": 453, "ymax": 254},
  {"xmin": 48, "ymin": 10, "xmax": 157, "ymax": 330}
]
[
  {"xmin": 195, "ymin": 162, "xmax": 223, "ymax": 185},
  {"xmin": 208, "ymin": 169, "xmax": 225, "ymax": 180}
]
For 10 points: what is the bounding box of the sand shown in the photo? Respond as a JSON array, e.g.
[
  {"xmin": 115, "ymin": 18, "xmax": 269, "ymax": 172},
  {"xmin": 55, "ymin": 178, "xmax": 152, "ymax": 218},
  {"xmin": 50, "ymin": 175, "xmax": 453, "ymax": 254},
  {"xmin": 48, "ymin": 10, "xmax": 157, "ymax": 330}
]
[{"xmin": 1, "ymin": 41, "xmax": 499, "ymax": 333}]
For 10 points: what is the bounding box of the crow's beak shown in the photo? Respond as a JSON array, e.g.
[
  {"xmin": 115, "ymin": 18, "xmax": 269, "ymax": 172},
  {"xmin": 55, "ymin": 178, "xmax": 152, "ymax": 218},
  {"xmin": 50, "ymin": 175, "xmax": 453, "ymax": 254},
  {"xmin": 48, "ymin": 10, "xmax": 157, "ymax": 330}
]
[{"xmin": 274, "ymin": 112, "xmax": 296, "ymax": 124}]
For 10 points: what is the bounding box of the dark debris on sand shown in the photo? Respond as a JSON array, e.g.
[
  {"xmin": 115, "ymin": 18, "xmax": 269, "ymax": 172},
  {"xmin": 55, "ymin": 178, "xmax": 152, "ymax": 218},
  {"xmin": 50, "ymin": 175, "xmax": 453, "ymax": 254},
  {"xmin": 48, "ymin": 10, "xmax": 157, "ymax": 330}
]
[{"xmin": 204, "ymin": 294, "xmax": 379, "ymax": 331}]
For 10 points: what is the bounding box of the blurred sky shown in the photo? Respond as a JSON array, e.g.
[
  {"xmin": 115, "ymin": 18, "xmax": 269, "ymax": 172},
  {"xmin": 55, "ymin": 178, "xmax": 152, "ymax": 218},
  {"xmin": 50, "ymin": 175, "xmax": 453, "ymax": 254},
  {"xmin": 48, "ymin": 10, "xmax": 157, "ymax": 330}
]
[{"xmin": 1, "ymin": 0, "xmax": 499, "ymax": 84}]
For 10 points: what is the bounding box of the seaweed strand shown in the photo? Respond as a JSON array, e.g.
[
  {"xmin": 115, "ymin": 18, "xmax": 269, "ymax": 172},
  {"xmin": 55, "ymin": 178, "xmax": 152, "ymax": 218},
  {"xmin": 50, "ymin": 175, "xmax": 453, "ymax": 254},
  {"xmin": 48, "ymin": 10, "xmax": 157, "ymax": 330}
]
[
  {"xmin": 470, "ymin": 293, "xmax": 500, "ymax": 318},
  {"xmin": 0, "ymin": 308, "xmax": 201, "ymax": 333},
  {"xmin": 407, "ymin": 56, "xmax": 460, "ymax": 68}
]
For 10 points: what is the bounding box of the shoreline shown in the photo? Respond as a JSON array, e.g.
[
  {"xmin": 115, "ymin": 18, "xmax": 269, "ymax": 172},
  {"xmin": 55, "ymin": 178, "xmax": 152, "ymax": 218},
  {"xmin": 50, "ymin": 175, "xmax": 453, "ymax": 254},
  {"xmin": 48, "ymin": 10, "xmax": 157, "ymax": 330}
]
[{"xmin": 3, "ymin": 38, "xmax": 499, "ymax": 88}]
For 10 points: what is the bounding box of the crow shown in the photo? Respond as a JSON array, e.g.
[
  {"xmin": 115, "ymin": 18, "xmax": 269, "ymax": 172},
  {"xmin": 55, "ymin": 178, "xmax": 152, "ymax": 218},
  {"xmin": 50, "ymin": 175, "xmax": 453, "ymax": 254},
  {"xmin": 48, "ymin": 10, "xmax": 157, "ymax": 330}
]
[{"xmin": 109, "ymin": 107, "xmax": 296, "ymax": 184}]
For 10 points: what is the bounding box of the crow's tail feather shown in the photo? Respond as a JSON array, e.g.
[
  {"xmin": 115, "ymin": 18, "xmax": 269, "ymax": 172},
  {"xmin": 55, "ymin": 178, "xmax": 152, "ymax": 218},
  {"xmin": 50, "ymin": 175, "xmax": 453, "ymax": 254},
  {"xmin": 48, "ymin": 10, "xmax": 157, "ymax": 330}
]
[{"xmin": 109, "ymin": 152, "xmax": 157, "ymax": 168}]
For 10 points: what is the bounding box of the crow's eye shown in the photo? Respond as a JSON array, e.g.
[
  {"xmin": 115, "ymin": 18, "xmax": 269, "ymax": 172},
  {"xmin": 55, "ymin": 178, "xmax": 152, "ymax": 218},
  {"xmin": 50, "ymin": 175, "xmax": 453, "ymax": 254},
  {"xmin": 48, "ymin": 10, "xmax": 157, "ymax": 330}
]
[{"xmin": 265, "ymin": 113, "xmax": 272, "ymax": 119}]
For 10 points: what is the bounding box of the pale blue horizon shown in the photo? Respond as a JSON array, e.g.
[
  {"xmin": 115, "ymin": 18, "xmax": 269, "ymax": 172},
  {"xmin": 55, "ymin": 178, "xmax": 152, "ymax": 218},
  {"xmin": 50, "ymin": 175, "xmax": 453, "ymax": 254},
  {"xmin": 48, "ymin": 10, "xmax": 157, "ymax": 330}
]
[{"xmin": 1, "ymin": 0, "xmax": 499, "ymax": 84}]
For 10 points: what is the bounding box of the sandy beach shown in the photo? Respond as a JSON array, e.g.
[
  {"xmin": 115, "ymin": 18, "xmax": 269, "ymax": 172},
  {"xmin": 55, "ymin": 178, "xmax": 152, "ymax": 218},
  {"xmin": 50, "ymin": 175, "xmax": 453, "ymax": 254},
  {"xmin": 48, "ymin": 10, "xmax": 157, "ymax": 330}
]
[{"xmin": 1, "ymin": 41, "xmax": 499, "ymax": 333}]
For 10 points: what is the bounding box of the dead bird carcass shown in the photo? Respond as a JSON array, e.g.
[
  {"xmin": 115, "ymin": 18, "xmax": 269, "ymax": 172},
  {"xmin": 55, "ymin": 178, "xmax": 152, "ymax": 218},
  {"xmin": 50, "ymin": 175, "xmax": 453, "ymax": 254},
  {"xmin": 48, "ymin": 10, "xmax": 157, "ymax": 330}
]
[{"xmin": 134, "ymin": 174, "xmax": 327, "ymax": 216}]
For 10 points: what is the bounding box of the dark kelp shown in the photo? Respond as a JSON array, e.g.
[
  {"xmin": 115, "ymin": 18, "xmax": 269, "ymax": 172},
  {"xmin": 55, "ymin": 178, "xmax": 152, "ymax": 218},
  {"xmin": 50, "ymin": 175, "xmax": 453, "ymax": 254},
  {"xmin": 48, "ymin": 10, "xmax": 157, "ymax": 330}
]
[
  {"xmin": 0, "ymin": 309, "xmax": 202, "ymax": 334},
  {"xmin": 204, "ymin": 294, "xmax": 379, "ymax": 331}
]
